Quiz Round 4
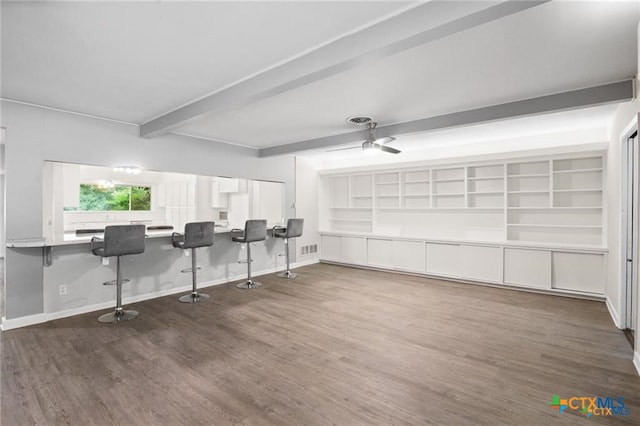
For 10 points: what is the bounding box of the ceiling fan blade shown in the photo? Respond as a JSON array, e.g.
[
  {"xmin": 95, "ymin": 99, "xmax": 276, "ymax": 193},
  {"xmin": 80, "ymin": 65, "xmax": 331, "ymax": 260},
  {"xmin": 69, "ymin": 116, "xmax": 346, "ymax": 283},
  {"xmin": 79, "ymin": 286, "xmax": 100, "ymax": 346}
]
[
  {"xmin": 376, "ymin": 136, "xmax": 396, "ymax": 145},
  {"xmin": 326, "ymin": 145, "xmax": 361, "ymax": 153},
  {"xmin": 377, "ymin": 144, "xmax": 401, "ymax": 154}
]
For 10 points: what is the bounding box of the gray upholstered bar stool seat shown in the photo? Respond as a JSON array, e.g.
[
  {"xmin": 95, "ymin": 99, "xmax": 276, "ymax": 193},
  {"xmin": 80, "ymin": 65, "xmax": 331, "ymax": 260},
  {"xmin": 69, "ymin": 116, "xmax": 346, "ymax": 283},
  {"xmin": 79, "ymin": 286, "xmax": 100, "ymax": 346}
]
[
  {"xmin": 231, "ymin": 219, "xmax": 267, "ymax": 289},
  {"xmin": 273, "ymin": 218, "xmax": 304, "ymax": 279},
  {"xmin": 91, "ymin": 224, "xmax": 146, "ymax": 323},
  {"xmin": 172, "ymin": 221, "xmax": 215, "ymax": 303}
]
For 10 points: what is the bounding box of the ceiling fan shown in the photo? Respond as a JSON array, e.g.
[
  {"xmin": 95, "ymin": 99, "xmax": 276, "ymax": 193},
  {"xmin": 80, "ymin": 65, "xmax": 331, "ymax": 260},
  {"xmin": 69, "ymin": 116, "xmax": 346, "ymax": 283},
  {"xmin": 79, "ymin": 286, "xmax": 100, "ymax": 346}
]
[{"xmin": 328, "ymin": 116, "xmax": 401, "ymax": 154}]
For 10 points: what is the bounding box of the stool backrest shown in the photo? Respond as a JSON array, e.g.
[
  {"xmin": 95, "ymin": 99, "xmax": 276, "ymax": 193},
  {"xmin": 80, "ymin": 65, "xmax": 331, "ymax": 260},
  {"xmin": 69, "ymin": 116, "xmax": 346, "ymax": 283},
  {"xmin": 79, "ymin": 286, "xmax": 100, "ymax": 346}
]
[
  {"xmin": 284, "ymin": 218, "xmax": 304, "ymax": 238},
  {"xmin": 244, "ymin": 219, "xmax": 267, "ymax": 243},
  {"xmin": 182, "ymin": 221, "xmax": 215, "ymax": 249},
  {"xmin": 102, "ymin": 225, "xmax": 146, "ymax": 257}
]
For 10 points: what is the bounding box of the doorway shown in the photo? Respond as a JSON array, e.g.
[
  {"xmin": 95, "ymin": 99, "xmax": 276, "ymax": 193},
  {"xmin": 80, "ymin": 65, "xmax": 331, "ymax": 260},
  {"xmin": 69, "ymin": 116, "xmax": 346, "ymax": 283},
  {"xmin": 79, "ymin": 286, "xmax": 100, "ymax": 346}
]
[{"xmin": 622, "ymin": 129, "xmax": 638, "ymax": 347}]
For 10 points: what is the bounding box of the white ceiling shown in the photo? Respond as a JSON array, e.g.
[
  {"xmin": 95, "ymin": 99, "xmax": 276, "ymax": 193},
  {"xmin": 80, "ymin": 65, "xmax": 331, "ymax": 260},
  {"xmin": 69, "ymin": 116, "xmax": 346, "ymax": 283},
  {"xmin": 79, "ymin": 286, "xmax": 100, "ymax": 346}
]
[
  {"xmin": 2, "ymin": 1, "xmax": 410, "ymax": 122},
  {"xmin": 2, "ymin": 1, "xmax": 638, "ymax": 157}
]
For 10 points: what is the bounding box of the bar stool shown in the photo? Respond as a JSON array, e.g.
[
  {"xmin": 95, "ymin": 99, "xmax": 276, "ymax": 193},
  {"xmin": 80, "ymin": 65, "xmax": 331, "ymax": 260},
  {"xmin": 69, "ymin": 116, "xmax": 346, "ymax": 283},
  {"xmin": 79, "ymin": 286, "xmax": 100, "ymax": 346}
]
[
  {"xmin": 231, "ymin": 219, "xmax": 267, "ymax": 289},
  {"xmin": 172, "ymin": 221, "xmax": 215, "ymax": 303},
  {"xmin": 91, "ymin": 224, "xmax": 146, "ymax": 323},
  {"xmin": 273, "ymin": 218, "xmax": 304, "ymax": 279}
]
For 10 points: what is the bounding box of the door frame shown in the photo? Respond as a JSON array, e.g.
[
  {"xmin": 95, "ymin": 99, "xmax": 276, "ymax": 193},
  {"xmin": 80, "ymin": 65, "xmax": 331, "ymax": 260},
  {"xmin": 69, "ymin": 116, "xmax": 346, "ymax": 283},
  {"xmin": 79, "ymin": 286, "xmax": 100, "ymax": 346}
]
[{"xmin": 620, "ymin": 116, "xmax": 638, "ymax": 332}]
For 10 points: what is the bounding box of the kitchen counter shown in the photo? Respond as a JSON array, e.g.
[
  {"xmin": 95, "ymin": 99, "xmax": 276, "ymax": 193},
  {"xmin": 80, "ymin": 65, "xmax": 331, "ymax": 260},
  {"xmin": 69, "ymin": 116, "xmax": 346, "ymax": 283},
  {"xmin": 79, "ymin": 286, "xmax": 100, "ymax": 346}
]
[{"xmin": 6, "ymin": 225, "xmax": 284, "ymax": 248}]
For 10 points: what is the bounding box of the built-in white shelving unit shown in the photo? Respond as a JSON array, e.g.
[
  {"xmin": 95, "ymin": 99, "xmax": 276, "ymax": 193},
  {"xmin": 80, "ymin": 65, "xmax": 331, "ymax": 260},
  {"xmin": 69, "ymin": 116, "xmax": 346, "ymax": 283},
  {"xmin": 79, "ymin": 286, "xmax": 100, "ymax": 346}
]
[
  {"xmin": 322, "ymin": 153, "xmax": 604, "ymax": 248},
  {"xmin": 319, "ymin": 152, "xmax": 607, "ymax": 298},
  {"xmin": 327, "ymin": 174, "xmax": 374, "ymax": 232}
]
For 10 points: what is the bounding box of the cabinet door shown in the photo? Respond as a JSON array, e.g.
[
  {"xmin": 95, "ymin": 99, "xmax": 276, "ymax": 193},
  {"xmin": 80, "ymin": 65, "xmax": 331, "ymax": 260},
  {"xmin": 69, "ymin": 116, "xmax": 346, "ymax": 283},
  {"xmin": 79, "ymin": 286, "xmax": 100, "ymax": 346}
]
[
  {"xmin": 367, "ymin": 239, "xmax": 394, "ymax": 268},
  {"xmin": 321, "ymin": 235, "xmax": 341, "ymax": 262},
  {"xmin": 460, "ymin": 245, "xmax": 502, "ymax": 283},
  {"xmin": 552, "ymin": 252, "xmax": 604, "ymax": 294},
  {"xmin": 341, "ymin": 237, "xmax": 366, "ymax": 265},
  {"xmin": 504, "ymin": 248, "xmax": 551, "ymax": 289},
  {"xmin": 393, "ymin": 240, "xmax": 426, "ymax": 272},
  {"xmin": 210, "ymin": 181, "xmax": 228, "ymax": 208},
  {"xmin": 426, "ymin": 243, "xmax": 460, "ymax": 277}
]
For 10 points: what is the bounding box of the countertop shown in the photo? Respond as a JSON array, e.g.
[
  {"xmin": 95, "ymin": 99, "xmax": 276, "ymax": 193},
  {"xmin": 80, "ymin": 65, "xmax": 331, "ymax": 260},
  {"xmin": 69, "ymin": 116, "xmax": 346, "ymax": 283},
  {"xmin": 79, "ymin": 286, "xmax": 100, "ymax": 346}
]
[{"xmin": 7, "ymin": 224, "xmax": 284, "ymax": 248}]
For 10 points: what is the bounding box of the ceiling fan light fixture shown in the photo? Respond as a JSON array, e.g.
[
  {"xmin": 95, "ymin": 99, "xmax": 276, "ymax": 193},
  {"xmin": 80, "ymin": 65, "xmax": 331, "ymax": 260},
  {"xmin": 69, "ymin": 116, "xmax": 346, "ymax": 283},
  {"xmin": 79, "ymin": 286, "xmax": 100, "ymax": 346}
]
[{"xmin": 362, "ymin": 141, "xmax": 381, "ymax": 155}]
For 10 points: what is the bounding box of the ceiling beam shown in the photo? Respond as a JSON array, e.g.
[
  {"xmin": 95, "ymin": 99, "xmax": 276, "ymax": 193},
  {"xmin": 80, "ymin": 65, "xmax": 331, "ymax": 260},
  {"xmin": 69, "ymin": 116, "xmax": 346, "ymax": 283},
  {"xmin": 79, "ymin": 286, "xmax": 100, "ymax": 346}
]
[
  {"xmin": 259, "ymin": 79, "xmax": 635, "ymax": 157},
  {"xmin": 140, "ymin": 0, "xmax": 549, "ymax": 138}
]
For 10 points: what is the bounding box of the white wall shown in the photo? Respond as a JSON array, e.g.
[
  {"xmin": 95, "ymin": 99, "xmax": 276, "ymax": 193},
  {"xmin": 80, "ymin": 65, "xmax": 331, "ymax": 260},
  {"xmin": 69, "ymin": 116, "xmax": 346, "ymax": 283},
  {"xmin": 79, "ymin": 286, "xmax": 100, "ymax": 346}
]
[
  {"xmin": 295, "ymin": 157, "xmax": 320, "ymax": 263},
  {"xmin": 1, "ymin": 101, "xmax": 295, "ymax": 320}
]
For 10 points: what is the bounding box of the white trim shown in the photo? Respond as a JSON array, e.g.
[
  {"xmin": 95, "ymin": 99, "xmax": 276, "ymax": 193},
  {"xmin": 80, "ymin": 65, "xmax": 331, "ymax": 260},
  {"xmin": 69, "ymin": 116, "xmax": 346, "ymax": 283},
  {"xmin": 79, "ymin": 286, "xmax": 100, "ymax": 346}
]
[
  {"xmin": 619, "ymin": 116, "xmax": 638, "ymax": 330},
  {"xmin": 0, "ymin": 313, "xmax": 48, "ymax": 331},
  {"xmin": 606, "ymin": 297, "xmax": 622, "ymax": 328},
  {"xmin": 0, "ymin": 98, "xmax": 139, "ymax": 127},
  {"xmin": 290, "ymin": 257, "xmax": 320, "ymax": 268},
  {"xmin": 0, "ymin": 259, "xmax": 319, "ymax": 331},
  {"xmin": 633, "ymin": 351, "xmax": 640, "ymax": 376}
]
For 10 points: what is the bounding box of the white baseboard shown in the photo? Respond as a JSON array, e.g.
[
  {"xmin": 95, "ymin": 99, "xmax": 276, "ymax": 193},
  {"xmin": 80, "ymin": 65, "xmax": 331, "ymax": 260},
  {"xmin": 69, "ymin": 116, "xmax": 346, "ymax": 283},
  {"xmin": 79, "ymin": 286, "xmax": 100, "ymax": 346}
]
[
  {"xmin": 1, "ymin": 313, "xmax": 48, "ymax": 331},
  {"xmin": 0, "ymin": 259, "xmax": 320, "ymax": 331},
  {"xmin": 633, "ymin": 351, "xmax": 640, "ymax": 376},
  {"xmin": 606, "ymin": 297, "xmax": 622, "ymax": 329}
]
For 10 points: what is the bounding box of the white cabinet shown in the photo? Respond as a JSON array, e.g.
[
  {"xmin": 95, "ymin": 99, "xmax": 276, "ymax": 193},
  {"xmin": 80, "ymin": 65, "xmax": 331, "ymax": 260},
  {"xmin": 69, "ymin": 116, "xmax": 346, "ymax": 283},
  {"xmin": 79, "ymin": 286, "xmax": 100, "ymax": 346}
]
[
  {"xmin": 210, "ymin": 181, "xmax": 228, "ymax": 208},
  {"xmin": 218, "ymin": 177, "xmax": 239, "ymax": 193},
  {"xmin": 367, "ymin": 238, "xmax": 394, "ymax": 268},
  {"xmin": 459, "ymin": 245, "xmax": 502, "ymax": 283},
  {"xmin": 320, "ymin": 232, "xmax": 605, "ymax": 297},
  {"xmin": 320, "ymin": 235, "xmax": 366, "ymax": 265},
  {"xmin": 321, "ymin": 235, "xmax": 341, "ymax": 262},
  {"xmin": 426, "ymin": 243, "xmax": 460, "ymax": 277},
  {"xmin": 504, "ymin": 248, "xmax": 551, "ymax": 289},
  {"xmin": 393, "ymin": 240, "xmax": 425, "ymax": 272},
  {"xmin": 552, "ymin": 252, "xmax": 604, "ymax": 294},
  {"xmin": 341, "ymin": 237, "xmax": 366, "ymax": 265},
  {"xmin": 367, "ymin": 238, "xmax": 425, "ymax": 272}
]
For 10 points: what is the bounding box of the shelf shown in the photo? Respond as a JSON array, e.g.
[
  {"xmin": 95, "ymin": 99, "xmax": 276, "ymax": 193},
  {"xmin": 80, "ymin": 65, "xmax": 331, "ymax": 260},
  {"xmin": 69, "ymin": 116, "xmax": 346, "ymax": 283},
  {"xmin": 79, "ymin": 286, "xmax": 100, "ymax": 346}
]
[
  {"xmin": 351, "ymin": 195, "xmax": 373, "ymax": 198},
  {"xmin": 468, "ymin": 191, "xmax": 504, "ymax": 195},
  {"xmin": 330, "ymin": 218, "xmax": 372, "ymax": 223},
  {"xmin": 402, "ymin": 179, "xmax": 430, "ymax": 184},
  {"xmin": 507, "ymin": 173, "xmax": 549, "ymax": 178},
  {"xmin": 434, "ymin": 193, "xmax": 465, "ymax": 197},
  {"xmin": 402, "ymin": 194, "xmax": 430, "ymax": 198},
  {"xmin": 508, "ymin": 207, "xmax": 602, "ymax": 210},
  {"xmin": 329, "ymin": 207, "xmax": 372, "ymax": 210},
  {"xmin": 507, "ymin": 224, "xmax": 603, "ymax": 229},
  {"xmin": 507, "ymin": 190, "xmax": 549, "ymax": 194},
  {"xmin": 433, "ymin": 178, "xmax": 465, "ymax": 183},
  {"xmin": 375, "ymin": 182, "xmax": 399, "ymax": 185},
  {"xmin": 552, "ymin": 189, "xmax": 602, "ymax": 193},
  {"xmin": 375, "ymin": 195, "xmax": 400, "ymax": 198},
  {"xmin": 467, "ymin": 176, "xmax": 504, "ymax": 181},
  {"xmin": 553, "ymin": 168, "xmax": 603, "ymax": 174}
]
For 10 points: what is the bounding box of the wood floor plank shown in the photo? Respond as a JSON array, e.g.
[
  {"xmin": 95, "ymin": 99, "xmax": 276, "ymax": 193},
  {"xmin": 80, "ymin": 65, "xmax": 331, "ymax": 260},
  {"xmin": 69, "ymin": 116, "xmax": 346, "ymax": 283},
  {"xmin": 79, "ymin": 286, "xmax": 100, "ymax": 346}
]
[{"xmin": 2, "ymin": 263, "xmax": 639, "ymax": 425}]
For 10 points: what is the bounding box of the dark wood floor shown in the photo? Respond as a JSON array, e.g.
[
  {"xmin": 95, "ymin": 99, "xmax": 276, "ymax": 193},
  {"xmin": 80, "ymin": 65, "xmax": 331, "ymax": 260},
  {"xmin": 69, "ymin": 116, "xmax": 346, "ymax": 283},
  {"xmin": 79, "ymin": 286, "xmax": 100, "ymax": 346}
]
[{"xmin": 2, "ymin": 263, "xmax": 639, "ymax": 425}]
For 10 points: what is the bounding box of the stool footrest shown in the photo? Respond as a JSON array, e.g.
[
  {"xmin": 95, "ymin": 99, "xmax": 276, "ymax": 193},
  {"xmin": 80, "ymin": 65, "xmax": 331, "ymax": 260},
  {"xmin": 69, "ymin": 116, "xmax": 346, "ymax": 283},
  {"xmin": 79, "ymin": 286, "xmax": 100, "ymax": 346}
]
[
  {"xmin": 103, "ymin": 279, "xmax": 130, "ymax": 286},
  {"xmin": 237, "ymin": 259, "xmax": 254, "ymax": 264},
  {"xmin": 180, "ymin": 267, "xmax": 202, "ymax": 273}
]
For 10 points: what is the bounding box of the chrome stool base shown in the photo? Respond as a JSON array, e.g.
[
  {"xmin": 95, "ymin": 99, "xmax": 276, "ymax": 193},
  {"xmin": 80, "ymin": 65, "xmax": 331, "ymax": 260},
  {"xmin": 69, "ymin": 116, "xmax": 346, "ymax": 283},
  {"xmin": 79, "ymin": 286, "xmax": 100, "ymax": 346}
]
[
  {"xmin": 98, "ymin": 309, "xmax": 138, "ymax": 323},
  {"xmin": 277, "ymin": 271, "xmax": 298, "ymax": 279},
  {"xmin": 179, "ymin": 292, "xmax": 210, "ymax": 303},
  {"xmin": 236, "ymin": 280, "xmax": 261, "ymax": 289}
]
